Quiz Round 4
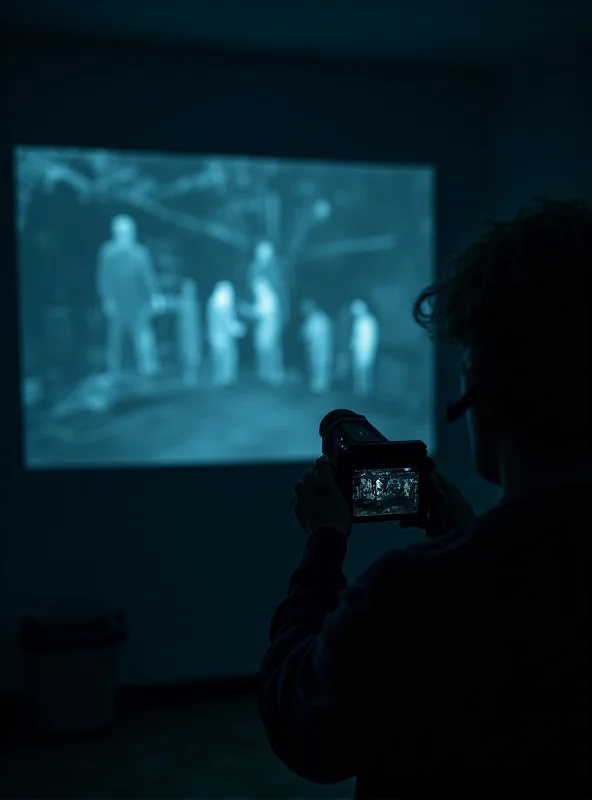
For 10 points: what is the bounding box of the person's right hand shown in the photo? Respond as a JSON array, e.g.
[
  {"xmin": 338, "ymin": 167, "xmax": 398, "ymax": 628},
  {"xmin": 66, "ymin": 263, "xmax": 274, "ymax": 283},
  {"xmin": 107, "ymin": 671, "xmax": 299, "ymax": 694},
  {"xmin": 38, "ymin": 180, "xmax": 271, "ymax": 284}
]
[
  {"xmin": 401, "ymin": 461, "xmax": 476, "ymax": 537},
  {"xmin": 231, "ymin": 321, "xmax": 247, "ymax": 338},
  {"xmin": 102, "ymin": 300, "xmax": 116, "ymax": 317},
  {"xmin": 151, "ymin": 294, "xmax": 167, "ymax": 314}
]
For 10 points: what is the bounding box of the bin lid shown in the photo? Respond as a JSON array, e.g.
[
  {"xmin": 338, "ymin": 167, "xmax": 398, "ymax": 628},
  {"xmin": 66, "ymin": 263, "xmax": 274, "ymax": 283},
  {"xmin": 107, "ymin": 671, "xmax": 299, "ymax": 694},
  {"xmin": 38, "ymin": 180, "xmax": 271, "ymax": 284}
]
[
  {"xmin": 20, "ymin": 604, "xmax": 126, "ymax": 651},
  {"xmin": 23, "ymin": 597, "xmax": 117, "ymax": 624}
]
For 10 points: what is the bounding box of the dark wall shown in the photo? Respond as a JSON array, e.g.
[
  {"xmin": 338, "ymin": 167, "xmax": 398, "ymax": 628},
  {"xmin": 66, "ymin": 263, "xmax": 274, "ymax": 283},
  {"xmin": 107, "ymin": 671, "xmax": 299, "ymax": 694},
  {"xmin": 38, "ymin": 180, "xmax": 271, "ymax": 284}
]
[
  {"xmin": 491, "ymin": 64, "xmax": 592, "ymax": 216},
  {"xmin": 0, "ymin": 32, "xmax": 493, "ymax": 693}
]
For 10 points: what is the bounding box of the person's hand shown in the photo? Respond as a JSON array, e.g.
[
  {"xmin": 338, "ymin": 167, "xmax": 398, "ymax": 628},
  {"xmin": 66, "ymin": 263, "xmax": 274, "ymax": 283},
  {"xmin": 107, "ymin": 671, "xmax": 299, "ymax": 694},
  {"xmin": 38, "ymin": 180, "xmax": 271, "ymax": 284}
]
[
  {"xmin": 151, "ymin": 294, "xmax": 167, "ymax": 313},
  {"xmin": 231, "ymin": 321, "xmax": 247, "ymax": 338},
  {"xmin": 102, "ymin": 300, "xmax": 116, "ymax": 317},
  {"xmin": 293, "ymin": 456, "xmax": 352, "ymax": 538},
  {"xmin": 401, "ymin": 461, "xmax": 476, "ymax": 537}
]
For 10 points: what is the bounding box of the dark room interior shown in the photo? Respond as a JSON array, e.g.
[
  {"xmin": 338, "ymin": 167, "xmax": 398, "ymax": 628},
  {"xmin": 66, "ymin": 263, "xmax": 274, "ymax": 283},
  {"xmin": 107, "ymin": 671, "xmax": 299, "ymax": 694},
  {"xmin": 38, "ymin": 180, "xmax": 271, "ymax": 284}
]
[{"xmin": 0, "ymin": 0, "xmax": 591, "ymax": 797}]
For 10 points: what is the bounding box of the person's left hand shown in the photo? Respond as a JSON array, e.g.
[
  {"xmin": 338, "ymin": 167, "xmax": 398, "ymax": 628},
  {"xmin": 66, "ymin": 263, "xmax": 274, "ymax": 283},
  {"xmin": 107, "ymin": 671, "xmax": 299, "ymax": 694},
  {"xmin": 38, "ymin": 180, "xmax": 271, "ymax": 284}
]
[
  {"xmin": 151, "ymin": 294, "xmax": 167, "ymax": 314},
  {"xmin": 293, "ymin": 456, "xmax": 352, "ymax": 538}
]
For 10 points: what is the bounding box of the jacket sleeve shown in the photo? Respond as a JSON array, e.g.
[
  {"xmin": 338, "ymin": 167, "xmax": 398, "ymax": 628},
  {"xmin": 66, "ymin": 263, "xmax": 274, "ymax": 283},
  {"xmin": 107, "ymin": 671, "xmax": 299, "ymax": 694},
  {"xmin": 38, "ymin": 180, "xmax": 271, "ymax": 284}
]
[{"xmin": 258, "ymin": 527, "xmax": 388, "ymax": 784}]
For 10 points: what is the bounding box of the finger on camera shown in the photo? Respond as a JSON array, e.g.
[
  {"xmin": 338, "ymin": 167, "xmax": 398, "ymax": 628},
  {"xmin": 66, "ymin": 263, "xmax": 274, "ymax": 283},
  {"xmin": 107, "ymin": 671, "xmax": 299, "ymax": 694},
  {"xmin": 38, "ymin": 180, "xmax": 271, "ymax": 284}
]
[
  {"xmin": 427, "ymin": 472, "xmax": 447, "ymax": 496},
  {"xmin": 399, "ymin": 518, "xmax": 427, "ymax": 532},
  {"xmin": 424, "ymin": 456, "xmax": 437, "ymax": 473},
  {"xmin": 431, "ymin": 469, "xmax": 462, "ymax": 493}
]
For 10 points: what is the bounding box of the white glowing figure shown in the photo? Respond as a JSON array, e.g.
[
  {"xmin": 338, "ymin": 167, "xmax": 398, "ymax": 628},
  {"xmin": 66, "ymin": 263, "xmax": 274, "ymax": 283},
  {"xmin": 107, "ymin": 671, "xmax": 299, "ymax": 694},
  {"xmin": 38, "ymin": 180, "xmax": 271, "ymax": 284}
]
[
  {"xmin": 206, "ymin": 281, "xmax": 246, "ymax": 387},
  {"xmin": 350, "ymin": 299, "xmax": 379, "ymax": 397},
  {"xmin": 300, "ymin": 299, "xmax": 334, "ymax": 395},
  {"xmin": 255, "ymin": 240, "xmax": 275, "ymax": 264},
  {"xmin": 97, "ymin": 214, "xmax": 160, "ymax": 380},
  {"xmin": 251, "ymin": 276, "xmax": 285, "ymax": 387},
  {"xmin": 177, "ymin": 279, "xmax": 202, "ymax": 386},
  {"xmin": 247, "ymin": 240, "xmax": 290, "ymax": 327}
]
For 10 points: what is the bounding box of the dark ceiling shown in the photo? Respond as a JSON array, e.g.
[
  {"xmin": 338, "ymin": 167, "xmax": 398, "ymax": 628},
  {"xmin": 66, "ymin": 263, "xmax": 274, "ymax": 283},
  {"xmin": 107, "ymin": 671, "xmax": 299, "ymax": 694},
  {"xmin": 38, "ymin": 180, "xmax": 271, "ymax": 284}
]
[{"xmin": 1, "ymin": 0, "xmax": 591, "ymax": 64}]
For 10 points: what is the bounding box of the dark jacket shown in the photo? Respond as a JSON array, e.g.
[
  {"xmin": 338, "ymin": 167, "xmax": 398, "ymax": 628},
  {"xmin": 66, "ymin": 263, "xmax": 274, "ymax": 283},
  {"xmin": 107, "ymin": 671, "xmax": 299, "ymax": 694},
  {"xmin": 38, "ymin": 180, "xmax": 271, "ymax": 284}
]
[{"xmin": 258, "ymin": 483, "xmax": 589, "ymax": 798}]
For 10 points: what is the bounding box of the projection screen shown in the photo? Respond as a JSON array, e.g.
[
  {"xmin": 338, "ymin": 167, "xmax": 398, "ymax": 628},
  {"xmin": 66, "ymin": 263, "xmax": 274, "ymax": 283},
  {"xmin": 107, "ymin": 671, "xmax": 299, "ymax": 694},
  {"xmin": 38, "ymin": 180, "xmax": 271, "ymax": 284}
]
[{"xmin": 14, "ymin": 146, "xmax": 435, "ymax": 469}]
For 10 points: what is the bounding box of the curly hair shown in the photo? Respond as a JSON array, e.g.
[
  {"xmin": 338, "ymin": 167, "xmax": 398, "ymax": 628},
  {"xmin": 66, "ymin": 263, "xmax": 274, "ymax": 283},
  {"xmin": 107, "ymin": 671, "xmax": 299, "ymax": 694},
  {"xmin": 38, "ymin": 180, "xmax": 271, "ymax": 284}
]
[{"xmin": 413, "ymin": 197, "xmax": 592, "ymax": 440}]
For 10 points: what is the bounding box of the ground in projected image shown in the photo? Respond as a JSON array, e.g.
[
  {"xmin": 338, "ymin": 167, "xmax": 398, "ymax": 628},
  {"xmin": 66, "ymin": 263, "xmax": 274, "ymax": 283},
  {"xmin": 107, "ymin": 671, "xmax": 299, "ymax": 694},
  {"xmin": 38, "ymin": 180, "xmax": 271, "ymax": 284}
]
[{"xmin": 15, "ymin": 147, "xmax": 434, "ymax": 468}]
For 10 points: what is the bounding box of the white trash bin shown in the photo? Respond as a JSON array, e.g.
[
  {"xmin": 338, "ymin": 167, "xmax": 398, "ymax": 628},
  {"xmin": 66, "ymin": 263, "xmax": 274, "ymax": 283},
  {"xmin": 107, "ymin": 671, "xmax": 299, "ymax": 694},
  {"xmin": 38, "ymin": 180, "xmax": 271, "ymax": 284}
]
[{"xmin": 20, "ymin": 610, "xmax": 126, "ymax": 735}]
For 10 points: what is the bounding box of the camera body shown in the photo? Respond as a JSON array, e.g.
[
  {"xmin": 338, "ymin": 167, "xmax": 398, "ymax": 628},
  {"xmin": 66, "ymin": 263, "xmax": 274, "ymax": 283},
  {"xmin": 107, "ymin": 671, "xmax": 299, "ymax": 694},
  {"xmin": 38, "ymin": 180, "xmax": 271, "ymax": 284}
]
[{"xmin": 320, "ymin": 409, "xmax": 429, "ymax": 524}]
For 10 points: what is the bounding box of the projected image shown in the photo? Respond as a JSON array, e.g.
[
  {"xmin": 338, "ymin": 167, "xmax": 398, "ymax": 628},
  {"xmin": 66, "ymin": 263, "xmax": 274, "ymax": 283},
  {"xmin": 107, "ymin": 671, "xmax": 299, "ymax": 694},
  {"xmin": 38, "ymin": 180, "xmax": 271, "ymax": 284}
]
[
  {"xmin": 15, "ymin": 147, "xmax": 434, "ymax": 469},
  {"xmin": 352, "ymin": 467, "xmax": 420, "ymax": 518}
]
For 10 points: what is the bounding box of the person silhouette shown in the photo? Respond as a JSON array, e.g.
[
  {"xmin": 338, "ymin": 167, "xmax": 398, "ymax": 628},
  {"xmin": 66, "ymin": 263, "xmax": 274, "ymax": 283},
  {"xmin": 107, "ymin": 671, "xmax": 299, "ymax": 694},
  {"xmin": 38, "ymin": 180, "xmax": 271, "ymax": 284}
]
[
  {"xmin": 96, "ymin": 215, "xmax": 160, "ymax": 381},
  {"xmin": 349, "ymin": 299, "xmax": 379, "ymax": 397},
  {"xmin": 246, "ymin": 241, "xmax": 290, "ymax": 327},
  {"xmin": 300, "ymin": 299, "xmax": 334, "ymax": 394},
  {"xmin": 250, "ymin": 276, "xmax": 285, "ymax": 387},
  {"xmin": 206, "ymin": 281, "xmax": 246, "ymax": 387}
]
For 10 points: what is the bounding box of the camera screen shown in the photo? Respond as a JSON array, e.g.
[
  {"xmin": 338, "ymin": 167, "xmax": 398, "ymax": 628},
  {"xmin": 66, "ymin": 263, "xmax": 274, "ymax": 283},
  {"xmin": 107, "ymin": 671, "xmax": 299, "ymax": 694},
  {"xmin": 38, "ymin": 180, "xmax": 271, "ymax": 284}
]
[{"xmin": 352, "ymin": 466, "xmax": 420, "ymax": 518}]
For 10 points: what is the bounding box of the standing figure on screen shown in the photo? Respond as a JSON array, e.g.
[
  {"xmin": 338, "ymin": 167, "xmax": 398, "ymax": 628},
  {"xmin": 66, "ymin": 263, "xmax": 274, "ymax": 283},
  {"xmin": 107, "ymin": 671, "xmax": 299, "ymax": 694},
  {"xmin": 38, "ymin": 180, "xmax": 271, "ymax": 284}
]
[
  {"xmin": 177, "ymin": 278, "xmax": 202, "ymax": 386},
  {"xmin": 97, "ymin": 214, "xmax": 160, "ymax": 381},
  {"xmin": 206, "ymin": 281, "xmax": 246, "ymax": 387},
  {"xmin": 300, "ymin": 299, "xmax": 334, "ymax": 394},
  {"xmin": 248, "ymin": 241, "xmax": 276, "ymax": 283},
  {"xmin": 248, "ymin": 275, "xmax": 285, "ymax": 387},
  {"xmin": 246, "ymin": 241, "xmax": 290, "ymax": 327},
  {"xmin": 350, "ymin": 299, "xmax": 379, "ymax": 397}
]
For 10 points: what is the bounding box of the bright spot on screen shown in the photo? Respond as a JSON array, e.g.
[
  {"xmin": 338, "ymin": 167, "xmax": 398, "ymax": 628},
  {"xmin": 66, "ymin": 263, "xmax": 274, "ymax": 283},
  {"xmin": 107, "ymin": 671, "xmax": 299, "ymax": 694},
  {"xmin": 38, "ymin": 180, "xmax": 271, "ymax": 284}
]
[{"xmin": 14, "ymin": 146, "xmax": 435, "ymax": 469}]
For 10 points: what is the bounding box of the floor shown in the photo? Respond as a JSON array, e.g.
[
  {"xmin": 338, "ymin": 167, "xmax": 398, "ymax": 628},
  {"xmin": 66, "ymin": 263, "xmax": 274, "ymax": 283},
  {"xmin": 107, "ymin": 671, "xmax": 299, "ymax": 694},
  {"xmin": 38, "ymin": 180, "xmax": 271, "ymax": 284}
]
[{"xmin": 0, "ymin": 692, "xmax": 356, "ymax": 798}]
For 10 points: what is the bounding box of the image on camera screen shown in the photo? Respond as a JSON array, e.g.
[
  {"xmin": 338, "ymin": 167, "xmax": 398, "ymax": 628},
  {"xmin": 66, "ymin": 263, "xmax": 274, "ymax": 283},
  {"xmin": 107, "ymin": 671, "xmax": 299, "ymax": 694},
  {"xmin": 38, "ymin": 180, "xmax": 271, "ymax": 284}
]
[{"xmin": 352, "ymin": 466, "xmax": 420, "ymax": 517}]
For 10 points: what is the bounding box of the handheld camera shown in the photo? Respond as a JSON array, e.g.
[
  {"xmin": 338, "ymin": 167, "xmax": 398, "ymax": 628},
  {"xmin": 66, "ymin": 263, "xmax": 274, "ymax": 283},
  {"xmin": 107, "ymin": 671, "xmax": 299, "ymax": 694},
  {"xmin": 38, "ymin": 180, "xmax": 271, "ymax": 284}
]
[{"xmin": 320, "ymin": 409, "xmax": 429, "ymax": 524}]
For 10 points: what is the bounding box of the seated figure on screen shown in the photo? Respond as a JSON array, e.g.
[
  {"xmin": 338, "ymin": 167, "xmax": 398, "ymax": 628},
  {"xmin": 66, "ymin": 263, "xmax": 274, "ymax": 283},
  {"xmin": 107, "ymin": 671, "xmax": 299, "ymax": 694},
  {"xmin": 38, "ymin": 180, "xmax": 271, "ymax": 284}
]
[
  {"xmin": 206, "ymin": 281, "xmax": 246, "ymax": 387},
  {"xmin": 97, "ymin": 214, "xmax": 160, "ymax": 381},
  {"xmin": 177, "ymin": 278, "xmax": 202, "ymax": 386},
  {"xmin": 350, "ymin": 299, "xmax": 379, "ymax": 397},
  {"xmin": 242, "ymin": 275, "xmax": 285, "ymax": 387},
  {"xmin": 300, "ymin": 299, "xmax": 334, "ymax": 394}
]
